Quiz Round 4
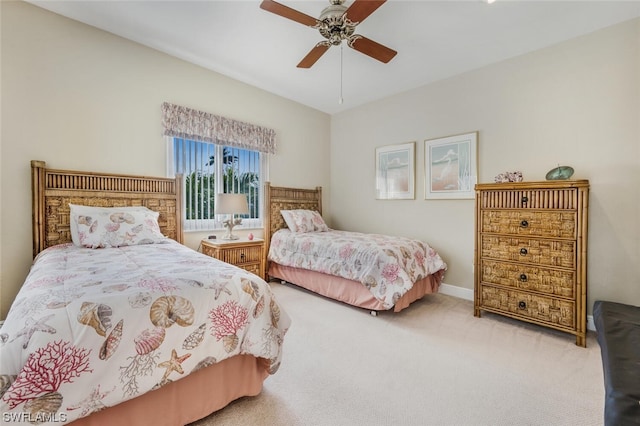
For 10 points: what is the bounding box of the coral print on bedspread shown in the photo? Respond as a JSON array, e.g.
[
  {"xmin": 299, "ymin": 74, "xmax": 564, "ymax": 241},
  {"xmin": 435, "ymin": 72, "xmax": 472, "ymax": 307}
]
[
  {"xmin": 269, "ymin": 229, "xmax": 447, "ymax": 309},
  {"xmin": 0, "ymin": 240, "xmax": 290, "ymax": 425}
]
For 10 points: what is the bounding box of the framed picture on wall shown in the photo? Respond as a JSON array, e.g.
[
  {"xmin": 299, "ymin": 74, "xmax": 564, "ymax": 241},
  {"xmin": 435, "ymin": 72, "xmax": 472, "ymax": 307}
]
[
  {"xmin": 425, "ymin": 132, "xmax": 478, "ymax": 199},
  {"xmin": 375, "ymin": 142, "xmax": 415, "ymax": 200}
]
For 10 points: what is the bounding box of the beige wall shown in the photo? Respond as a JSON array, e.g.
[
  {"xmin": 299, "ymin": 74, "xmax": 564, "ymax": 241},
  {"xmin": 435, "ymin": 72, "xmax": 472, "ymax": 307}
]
[
  {"xmin": 1, "ymin": 1, "xmax": 638, "ymax": 319},
  {"xmin": 329, "ymin": 18, "xmax": 640, "ymax": 310},
  {"xmin": 0, "ymin": 1, "xmax": 330, "ymax": 318}
]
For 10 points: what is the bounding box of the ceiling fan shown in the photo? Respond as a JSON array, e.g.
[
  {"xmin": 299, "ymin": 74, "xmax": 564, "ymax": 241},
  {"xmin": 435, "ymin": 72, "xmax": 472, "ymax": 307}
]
[{"xmin": 260, "ymin": 0, "xmax": 397, "ymax": 68}]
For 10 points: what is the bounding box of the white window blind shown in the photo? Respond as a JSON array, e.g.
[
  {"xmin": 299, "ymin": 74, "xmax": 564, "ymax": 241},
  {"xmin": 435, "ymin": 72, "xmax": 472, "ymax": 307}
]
[{"xmin": 168, "ymin": 138, "xmax": 266, "ymax": 231}]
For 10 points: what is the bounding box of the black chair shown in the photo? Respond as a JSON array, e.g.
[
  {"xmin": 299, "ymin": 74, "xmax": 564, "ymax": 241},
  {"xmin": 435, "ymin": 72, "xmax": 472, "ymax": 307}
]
[{"xmin": 593, "ymin": 300, "xmax": 640, "ymax": 426}]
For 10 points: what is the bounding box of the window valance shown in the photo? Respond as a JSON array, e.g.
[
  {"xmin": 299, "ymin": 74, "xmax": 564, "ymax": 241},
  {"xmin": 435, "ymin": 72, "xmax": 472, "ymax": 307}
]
[{"xmin": 161, "ymin": 102, "xmax": 276, "ymax": 154}]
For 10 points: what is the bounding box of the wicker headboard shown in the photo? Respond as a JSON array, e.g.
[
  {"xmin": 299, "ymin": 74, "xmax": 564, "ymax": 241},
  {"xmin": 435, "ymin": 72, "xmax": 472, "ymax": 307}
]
[
  {"xmin": 31, "ymin": 160, "xmax": 183, "ymax": 256},
  {"xmin": 263, "ymin": 182, "xmax": 322, "ymax": 261}
]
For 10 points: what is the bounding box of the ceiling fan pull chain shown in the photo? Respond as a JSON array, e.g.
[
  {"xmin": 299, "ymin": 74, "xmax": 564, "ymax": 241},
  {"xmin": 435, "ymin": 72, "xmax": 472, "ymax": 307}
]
[{"xmin": 339, "ymin": 44, "xmax": 344, "ymax": 105}]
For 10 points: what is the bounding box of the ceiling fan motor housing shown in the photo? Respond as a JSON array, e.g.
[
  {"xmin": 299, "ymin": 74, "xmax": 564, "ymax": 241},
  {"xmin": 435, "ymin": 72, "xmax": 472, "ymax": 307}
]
[{"xmin": 318, "ymin": 1, "xmax": 355, "ymax": 45}]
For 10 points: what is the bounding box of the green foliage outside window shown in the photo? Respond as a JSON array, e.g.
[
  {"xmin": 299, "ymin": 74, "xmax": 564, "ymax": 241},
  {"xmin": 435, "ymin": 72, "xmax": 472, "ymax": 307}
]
[{"xmin": 184, "ymin": 148, "xmax": 260, "ymax": 220}]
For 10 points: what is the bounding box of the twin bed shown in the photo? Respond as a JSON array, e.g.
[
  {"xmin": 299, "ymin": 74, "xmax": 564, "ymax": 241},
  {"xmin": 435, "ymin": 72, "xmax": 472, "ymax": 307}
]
[
  {"xmin": 0, "ymin": 162, "xmax": 446, "ymax": 425},
  {"xmin": 0, "ymin": 162, "xmax": 290, "ymax": 425},
  {"xmin": 264, "ymin": 183, "xmax": 447, "ymax": 314}
]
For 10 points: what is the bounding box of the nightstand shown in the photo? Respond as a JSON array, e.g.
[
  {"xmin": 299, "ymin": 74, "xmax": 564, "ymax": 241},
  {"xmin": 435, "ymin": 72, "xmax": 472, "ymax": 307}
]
[{"xmin": 201, "ymin": 238, "xmax": 265, "ymax": 279}]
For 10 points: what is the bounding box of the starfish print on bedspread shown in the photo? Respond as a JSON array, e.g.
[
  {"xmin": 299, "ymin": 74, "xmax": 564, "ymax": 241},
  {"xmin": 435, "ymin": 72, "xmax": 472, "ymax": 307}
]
[
  {"xmin": 10, "ymin": 314, "xmax": 57, "ymax": 349},
  {"xmin": 157, "ymin": 349, "xmax": 191, "ymax": 383},
  {"xmin": 205, "ymin": 279, "xmax": 232, "ymax": 299}
]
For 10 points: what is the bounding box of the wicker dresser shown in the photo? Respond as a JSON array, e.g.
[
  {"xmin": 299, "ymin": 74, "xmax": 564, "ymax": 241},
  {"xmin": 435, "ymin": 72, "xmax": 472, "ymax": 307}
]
[{"xmin": 474, "ymin": 180, "xmax": 589, "ymax": 346}]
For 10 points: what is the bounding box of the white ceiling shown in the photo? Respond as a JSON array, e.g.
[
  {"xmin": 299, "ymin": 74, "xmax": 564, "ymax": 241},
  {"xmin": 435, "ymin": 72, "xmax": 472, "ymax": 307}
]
[{"xmin": 27, "ymin": 0, "xmax": 640, "ymax": 115}]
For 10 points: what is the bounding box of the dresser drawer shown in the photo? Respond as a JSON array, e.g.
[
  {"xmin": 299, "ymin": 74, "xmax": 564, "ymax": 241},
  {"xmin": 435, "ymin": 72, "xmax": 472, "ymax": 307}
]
[
  {"xmin": 203, "ymin": 244, "xmax": 262, "ymax": 265},
  {"xmin": 481, "ymin": 235, "xmax": 575, "ymax": 269},
  {"xmin": 479, "ymin": 285, "xmax": 575, "ymax": 329},
  {"xmin": 478, "ymin": 188, "xmax": 579, "ymax": 210},
  {"xmin": 480, "ymin": 260, "xmax": 575, "ymax": 298},
  {"xmin": 481, "ymin": 210, "xmax": 576, "ymax": 239}
]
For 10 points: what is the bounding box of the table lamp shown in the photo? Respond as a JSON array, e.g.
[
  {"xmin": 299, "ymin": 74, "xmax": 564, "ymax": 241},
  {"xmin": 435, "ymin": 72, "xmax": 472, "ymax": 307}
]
[{"xmin": 215, "ymin": 193, "xmax": 249, "ymax": 240}]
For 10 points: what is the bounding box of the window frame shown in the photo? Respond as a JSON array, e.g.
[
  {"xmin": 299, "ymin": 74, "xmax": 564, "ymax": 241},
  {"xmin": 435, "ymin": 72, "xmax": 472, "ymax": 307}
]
[{"xmin": 166, "ymin": 136, "xmax": 268, "ymax": 232}]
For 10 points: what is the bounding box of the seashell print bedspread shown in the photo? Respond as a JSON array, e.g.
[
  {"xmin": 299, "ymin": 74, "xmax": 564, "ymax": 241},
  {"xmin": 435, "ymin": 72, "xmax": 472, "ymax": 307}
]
[
  {"xmin": 268, "ymin": 229, "xmax": 447, "ymax": 309},
  {"xmin": 0, "ymin": 240, "xmax": 290, "ymax": 425}
]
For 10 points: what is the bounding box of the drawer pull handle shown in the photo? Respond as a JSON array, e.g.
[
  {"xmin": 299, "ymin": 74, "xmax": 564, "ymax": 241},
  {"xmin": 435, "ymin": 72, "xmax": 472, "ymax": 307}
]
[
  {"xmin": 520, "ymin": 220, "xmax": 529, "ymax": 228},
  {"xmin": 518, "ymin": 301, "xmax": 527, "ymax": 310},
  {"xmin": 521, "ymin": 196, "xmax": 528, "ymax": 204},
  {"xmin": 519, "ymin": 248, "xmax": 528, "ymax": 256},
  {"xmin": 519, "ymin": 273, "xmax": 528, "ymax": 282}
]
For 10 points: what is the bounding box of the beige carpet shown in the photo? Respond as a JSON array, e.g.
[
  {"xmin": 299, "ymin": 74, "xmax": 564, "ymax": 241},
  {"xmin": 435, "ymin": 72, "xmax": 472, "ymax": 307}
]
[{"xmin": 191, "ymin": 282, "xmax": 605, "ymax": 426}]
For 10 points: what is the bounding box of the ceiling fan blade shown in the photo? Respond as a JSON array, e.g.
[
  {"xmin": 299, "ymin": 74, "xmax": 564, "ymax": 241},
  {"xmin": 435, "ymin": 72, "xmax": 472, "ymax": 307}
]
[
  {"xmin": 297, "ymin": 43, "xmax": 330, "ymax": 68},
  {"xmin": 260, "ymin": 0, "xmax": 319, "ymax": 27},
  {"xmin": 344, "ymin": 0, "xmax": 386, "ymax": 24},
  {"xmin": 349, "ymin": 36, "xmax": 397, "ymax": 63}
]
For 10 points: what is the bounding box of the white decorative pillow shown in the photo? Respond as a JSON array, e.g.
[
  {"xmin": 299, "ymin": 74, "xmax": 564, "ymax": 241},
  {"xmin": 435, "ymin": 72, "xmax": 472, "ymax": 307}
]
[
  {"xmin": 281, "ymin": 209, "xmax": 328, "ymax": 233},
  {"xmin": 69, "ymin": 204, "xmax": 167, "ymax": 248}
]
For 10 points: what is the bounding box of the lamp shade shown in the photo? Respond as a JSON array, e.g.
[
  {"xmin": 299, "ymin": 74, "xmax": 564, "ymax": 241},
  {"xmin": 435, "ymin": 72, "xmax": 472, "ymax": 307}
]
[{"xmin": 215, "ymin": 193, "xmax": 249, "ymax": 215}]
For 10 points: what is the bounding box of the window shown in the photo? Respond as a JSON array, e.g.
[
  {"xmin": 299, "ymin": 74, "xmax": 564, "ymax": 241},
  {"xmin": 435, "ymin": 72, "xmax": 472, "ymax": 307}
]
[
  {"xmin": 161, "ymin": 102, "xmax": 276, "ymax": 232},
  {"xmin": 168, "ymin": 138, "xmax": 267, "ymax": 231}
]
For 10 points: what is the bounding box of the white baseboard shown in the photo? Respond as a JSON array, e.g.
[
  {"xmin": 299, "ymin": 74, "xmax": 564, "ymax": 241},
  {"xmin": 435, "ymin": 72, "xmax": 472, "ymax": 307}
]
[
  {"xmin": 439, "ymin": 282, "xmax": 595, "ymax": 332},
  {"xmin": 439, "ymin": 282, "xmax": 474, "ymax": 301}
]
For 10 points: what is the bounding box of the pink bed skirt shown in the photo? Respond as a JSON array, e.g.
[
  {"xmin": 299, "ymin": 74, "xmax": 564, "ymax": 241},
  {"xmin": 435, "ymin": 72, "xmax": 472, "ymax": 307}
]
[
  {"xmin": 268, "ymin": 263, "xmax": 443, "ymax": 313},
  {"xmin": 68, "ymin": 355, "xmax": 269, "ymax": 426}
]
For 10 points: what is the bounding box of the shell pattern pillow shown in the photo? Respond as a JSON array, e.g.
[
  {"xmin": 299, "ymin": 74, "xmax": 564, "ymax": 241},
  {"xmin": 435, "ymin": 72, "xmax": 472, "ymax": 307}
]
[{"xmin": 70, "ymin": 204, "xmax": 167, "ymax": 248}]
